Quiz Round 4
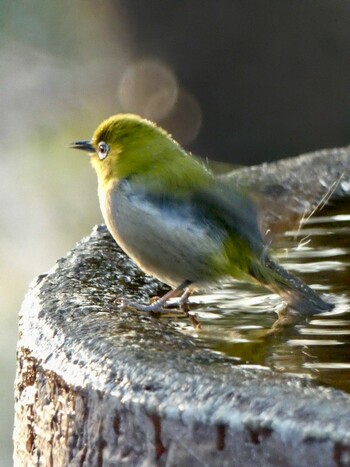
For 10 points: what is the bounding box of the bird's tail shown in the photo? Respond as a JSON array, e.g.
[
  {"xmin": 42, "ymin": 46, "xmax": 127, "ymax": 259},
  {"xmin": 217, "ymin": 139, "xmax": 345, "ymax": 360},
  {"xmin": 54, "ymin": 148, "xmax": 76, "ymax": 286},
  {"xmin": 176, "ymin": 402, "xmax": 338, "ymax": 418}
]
[{"xmin": 249, "ymin": 255, "xmax": 334, "ymax": 314}]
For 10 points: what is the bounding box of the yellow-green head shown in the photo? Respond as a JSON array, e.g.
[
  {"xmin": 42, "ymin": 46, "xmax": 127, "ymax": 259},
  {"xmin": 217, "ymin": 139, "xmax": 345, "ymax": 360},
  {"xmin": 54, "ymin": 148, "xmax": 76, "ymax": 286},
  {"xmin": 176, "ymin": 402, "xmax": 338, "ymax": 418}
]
[{"xmin": 70, "ymin": 113, "xmax": 211, "ymax": 193}]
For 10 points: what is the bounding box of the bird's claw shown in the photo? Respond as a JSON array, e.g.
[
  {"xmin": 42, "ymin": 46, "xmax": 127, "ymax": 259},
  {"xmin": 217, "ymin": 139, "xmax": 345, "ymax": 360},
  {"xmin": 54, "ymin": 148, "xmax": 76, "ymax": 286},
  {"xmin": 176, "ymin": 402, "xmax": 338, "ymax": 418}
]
[
  {"xmin": 120, "ymin": 297, "xmax": 177, "ymax": 314},
  {"xmin": 115, "ymin": 294, "xmax": 200, "ymax": 328}
]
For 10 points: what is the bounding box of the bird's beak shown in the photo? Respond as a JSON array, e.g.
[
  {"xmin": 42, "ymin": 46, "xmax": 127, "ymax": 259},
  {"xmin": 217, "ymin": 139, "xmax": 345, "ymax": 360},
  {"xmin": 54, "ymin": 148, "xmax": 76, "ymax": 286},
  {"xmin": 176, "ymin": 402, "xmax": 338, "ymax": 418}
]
[{"xmin": 69, "ymin": 140, "xmax": 95, "ymax": 154}]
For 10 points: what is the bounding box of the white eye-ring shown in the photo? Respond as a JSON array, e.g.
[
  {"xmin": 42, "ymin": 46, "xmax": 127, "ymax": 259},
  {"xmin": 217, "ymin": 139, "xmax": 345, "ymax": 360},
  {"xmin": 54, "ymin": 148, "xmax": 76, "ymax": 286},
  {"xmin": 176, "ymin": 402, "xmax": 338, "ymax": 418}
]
[{"xmin": 97, "ymin": 141, "xmax": 109, "ymax": 160}]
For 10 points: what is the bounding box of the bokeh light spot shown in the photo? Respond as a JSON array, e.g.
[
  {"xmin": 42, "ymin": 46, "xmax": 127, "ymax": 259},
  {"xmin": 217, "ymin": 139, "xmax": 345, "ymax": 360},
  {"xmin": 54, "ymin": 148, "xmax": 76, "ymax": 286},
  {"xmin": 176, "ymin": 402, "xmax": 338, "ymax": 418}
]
[
  {"xmin": 160, "ymin": 89, "xmax": 202, "ymax": 146},
  {"xmin": 118, "ymin": 58, "xmax": 178, "ymax": 121}
]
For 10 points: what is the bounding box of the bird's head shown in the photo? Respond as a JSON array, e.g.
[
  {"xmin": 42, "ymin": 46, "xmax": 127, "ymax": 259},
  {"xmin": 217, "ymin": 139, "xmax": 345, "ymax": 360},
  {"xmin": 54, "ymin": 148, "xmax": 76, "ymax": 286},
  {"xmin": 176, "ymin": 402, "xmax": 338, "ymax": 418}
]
[{"xmin": 70, "ymin": 113, "xmax": 179, "ymax": 186}]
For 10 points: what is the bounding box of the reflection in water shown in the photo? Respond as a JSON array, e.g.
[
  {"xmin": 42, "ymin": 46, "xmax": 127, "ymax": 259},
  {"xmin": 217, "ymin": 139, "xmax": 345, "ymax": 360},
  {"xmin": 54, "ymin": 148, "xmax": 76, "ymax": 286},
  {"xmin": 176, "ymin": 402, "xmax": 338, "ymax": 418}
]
[{"xmin": 174, "ymin": 203, "xmax": 350, "ymax": 393}]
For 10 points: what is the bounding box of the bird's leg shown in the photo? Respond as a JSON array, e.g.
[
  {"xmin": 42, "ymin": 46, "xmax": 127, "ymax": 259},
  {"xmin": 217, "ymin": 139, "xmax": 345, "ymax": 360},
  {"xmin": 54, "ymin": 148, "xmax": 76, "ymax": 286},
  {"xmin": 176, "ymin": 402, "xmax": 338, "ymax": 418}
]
[
  {"xmin": 160, "ymin": 287, "xmax": 193, "ymax": 310},
  {"xmin": 178, "ymin": 289, "xmax": 192, "ymax": 312},
  {"xmin": 177, "ymin": 289, "xmax": 201, "ymax": 328},
  {"xmin": 122, "ymin": 280, "xmax": 192, "ymax": 313}
]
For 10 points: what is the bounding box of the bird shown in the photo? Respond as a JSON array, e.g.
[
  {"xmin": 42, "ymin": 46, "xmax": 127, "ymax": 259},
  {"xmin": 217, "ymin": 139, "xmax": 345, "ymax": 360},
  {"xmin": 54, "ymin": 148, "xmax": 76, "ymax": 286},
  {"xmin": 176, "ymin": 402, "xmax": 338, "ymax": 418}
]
[{"xmin": 70, "ymin": 113, "xmax": 333, "ymax": 316}]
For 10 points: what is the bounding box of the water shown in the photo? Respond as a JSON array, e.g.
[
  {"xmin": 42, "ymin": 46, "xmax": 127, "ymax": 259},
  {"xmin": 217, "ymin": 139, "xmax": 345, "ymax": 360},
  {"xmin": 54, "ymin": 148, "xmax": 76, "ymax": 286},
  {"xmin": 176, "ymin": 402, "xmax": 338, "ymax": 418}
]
[{"xmin": 178, "ymin": 201, "xmax": 350, "ymax": 393}]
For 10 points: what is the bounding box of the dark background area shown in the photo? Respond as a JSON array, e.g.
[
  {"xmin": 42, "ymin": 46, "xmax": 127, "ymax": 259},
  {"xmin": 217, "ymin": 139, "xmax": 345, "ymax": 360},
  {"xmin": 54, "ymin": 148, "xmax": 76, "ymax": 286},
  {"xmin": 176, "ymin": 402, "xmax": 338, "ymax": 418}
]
[{"xmin": 120, "ymin": 1, "xmax": 350, "ymax": 164}]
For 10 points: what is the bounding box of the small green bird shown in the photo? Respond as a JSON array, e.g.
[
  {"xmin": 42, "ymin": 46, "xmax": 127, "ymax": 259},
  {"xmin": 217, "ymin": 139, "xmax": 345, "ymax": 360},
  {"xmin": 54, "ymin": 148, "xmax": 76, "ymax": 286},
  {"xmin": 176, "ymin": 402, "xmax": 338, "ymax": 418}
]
[{"xmin": 70, "ymin": 114, "xmax": 333, "ymax": 315}]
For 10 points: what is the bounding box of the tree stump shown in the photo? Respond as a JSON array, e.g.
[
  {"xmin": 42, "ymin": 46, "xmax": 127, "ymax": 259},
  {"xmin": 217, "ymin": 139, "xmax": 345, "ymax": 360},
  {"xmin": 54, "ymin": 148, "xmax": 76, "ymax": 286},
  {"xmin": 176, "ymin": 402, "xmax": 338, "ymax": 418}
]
[{"xmin": 14, "ymin": 147, "xmax": 350, "ymax": 466}]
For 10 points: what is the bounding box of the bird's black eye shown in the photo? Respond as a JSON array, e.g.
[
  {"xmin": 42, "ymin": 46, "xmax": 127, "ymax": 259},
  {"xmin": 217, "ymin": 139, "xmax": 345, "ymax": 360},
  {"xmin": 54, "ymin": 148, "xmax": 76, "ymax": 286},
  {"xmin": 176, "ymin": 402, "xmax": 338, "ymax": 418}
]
[{"xmin": 97, "ymin": 141, "xmax": 109, "ymax": 160}]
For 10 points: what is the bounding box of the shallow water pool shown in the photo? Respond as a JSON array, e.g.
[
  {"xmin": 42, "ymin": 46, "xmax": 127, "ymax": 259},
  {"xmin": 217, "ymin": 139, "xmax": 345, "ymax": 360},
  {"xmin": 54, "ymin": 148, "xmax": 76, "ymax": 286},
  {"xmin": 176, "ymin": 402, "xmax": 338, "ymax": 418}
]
[{"xmin": 176, "ymin": 201, "xmax": 350, "ymax": 393}]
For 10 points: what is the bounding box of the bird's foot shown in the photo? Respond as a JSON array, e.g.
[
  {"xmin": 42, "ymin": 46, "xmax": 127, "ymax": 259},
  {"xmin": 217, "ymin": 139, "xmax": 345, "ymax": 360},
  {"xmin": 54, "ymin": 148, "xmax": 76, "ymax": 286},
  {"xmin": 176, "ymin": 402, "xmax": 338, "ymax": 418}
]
[
  {"xmin": 119, "ymin": 297, "xmax": 183, "ymax": 315},
  {"xmin": 120, "ymin": 297, "xmax": 201, "ymax": 328},
  {"xmin": 115, "ymin": 280, "xmax": 201, "ymax": 327}
]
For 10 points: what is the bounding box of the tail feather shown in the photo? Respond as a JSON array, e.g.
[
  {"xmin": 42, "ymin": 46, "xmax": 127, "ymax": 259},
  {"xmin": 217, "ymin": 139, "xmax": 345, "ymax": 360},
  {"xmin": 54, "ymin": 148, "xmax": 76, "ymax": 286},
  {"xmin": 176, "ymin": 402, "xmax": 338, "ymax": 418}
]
[{"xmin": 250, "ymin": 255, "xmax": 334, "ymax": 315}]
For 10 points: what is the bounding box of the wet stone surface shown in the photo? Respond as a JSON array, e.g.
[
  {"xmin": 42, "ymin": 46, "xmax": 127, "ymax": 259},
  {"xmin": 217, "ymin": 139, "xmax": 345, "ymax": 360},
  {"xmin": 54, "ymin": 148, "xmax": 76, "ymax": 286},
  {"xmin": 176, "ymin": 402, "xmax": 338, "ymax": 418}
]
[{"xmin": 225, "ymin": 145, "xmax": 350, "ymax": 233}]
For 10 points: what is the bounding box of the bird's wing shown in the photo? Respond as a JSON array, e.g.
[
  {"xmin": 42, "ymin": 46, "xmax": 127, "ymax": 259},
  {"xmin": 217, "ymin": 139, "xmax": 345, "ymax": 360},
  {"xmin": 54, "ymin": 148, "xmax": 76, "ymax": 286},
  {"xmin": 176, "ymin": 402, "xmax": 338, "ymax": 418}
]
[
  {"xmin": 123, "ymin": 177, "xmax": 264, "ymax": 254},
  {"xmin": 191, "ymin": 185, "xmax": 265, "ymax": 255}
]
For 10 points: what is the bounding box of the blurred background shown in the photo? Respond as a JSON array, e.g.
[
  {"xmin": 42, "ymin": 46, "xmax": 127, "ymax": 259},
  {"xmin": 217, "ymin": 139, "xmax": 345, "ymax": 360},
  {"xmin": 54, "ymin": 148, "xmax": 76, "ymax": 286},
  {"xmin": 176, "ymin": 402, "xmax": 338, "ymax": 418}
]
[{"xmin": 1, "ymin": 1, "xmax": 350, "ymax": 464}]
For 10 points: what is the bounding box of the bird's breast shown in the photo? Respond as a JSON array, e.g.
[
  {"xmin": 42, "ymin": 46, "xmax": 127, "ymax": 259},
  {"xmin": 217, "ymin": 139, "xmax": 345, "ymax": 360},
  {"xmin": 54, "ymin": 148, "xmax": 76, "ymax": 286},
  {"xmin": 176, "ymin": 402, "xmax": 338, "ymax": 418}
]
[{"xmin": 98, "ymin": 178, "xmax": 230, "ymax": 287}]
